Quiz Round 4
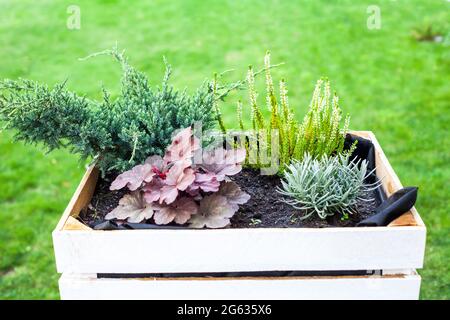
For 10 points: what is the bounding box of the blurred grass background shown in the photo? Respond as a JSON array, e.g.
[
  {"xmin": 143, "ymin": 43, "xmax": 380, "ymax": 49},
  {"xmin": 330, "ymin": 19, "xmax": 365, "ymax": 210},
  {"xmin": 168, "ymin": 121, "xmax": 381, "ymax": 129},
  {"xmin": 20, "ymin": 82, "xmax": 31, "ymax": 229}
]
[{"xmin": 0, "ymin": 0, "xmax": 448, "ymax": 299}]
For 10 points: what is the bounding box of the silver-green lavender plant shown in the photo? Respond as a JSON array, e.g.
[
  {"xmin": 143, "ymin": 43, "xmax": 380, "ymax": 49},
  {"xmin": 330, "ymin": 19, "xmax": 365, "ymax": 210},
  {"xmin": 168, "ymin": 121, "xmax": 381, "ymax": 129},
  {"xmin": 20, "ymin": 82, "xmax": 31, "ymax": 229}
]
[{"xmin": 277, "ymin": 154, "xmax": 379, "ymax": 220}]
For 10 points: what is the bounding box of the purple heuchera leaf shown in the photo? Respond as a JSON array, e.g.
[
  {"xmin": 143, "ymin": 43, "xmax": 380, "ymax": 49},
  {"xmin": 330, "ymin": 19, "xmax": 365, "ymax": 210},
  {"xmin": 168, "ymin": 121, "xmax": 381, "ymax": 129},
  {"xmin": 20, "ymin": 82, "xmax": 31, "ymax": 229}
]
[
  {"xmin": 154, "ymin": 197, "xmax": 198, "ymax": 225},
  {"xmin": 188, "ymin": 194, "xmax": 236, "ymax": 229},
  {"xmin": 110, "ymin": 164, "xmax": 155, "ymax": 191},
  {"xmin": 188, "ymin": 182, "xmax": 250, "ymax": 229},
  {"xmin": 200, "ymin": 148, "xmax": 246, "ymax": 181},
  {"xmin": 142, "ymin": 179, "xmax": 164, "ymax": 203},
  {"xmin": 159, "ymin": 160, "xmax": 195, "ymax": 204},
  {"xmin": 188, "ymin": 172, "xmax": 221, "ymax": 193},
  {"xmin": 164, "ymin": 127, "xmax": 200, "ymax": 163},
  {"xmin": 105, "ymin": 191, "xmax": 154, "ymax": 223},
  {"xmin": 145, "ymin": 155, "xmax": 166, "ymax": 171},
  {"xmin": 218, "ymin": 181, "xmax": 251, "ymax": 210}
]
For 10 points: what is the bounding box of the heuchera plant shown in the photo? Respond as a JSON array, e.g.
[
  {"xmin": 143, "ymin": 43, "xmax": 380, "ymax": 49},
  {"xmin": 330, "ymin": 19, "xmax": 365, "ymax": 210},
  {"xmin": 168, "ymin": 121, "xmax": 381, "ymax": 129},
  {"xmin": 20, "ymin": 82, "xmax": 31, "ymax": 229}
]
[{"xmin": 105, "ymin": 127, "xmax": 250, "ymax": 228}]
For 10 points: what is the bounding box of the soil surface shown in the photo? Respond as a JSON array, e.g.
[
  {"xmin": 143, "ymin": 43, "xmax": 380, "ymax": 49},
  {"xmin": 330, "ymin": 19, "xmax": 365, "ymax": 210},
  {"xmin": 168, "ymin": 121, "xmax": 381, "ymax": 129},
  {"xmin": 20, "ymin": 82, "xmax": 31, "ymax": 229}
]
[
  {"xmin": 78, "ymin": 174, "xmax": 126, "ymax": 227},
  {"xmin": 79, "ymin": 169, "xmax": 381, "ymax": 229},
  {"xmin": 229, "ymin": 169, "xmax": 380, "ymax": 228}
]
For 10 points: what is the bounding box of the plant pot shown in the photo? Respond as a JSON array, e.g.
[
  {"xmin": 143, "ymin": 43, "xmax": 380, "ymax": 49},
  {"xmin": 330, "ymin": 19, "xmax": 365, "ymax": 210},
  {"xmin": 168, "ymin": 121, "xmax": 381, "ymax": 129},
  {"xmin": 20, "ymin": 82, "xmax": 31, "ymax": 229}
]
[{"xmin": 52, "ymin": 131, "xmax": 426, "ymax": 300}]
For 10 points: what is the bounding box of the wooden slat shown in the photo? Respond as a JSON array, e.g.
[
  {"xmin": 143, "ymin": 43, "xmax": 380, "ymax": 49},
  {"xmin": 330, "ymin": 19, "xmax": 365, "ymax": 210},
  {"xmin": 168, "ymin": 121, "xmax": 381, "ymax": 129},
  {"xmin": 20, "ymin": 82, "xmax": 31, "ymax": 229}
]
[
  {"xmin": 55, "ymin": 165, "xmax": 98, "ymax": 231},
  {"xmin": 388, "ymin": 211, "xmax": 417, "ymax": 227},
  {"xmin": 366, "ymin": 132, "xmax": 422, "ymax": 227},
  {"xmin": 64, "ymin": 216, "xmax": 92, "ymax": 231},
  {"xmin": 59, "ymin": 272, "xmax": 421, "ymax": 300},
  {"xmin": 53, "ymin": 225, "xmax": 426, "ymax": 273}
]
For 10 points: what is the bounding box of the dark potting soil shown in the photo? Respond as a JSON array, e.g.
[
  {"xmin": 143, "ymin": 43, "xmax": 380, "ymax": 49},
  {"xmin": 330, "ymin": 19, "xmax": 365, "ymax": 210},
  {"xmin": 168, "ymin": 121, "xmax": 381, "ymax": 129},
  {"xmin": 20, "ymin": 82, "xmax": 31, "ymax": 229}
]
[
  {"xmin": 229, "ymin": 169, "xmax": 380, "ymax": 228},
  {"xmin": 78, "ymin": 173, "xmax": 126, "ymax": 227},
  {"xmin": 79, "ymin": 168, "xmax": 381, "ymax": 229}
]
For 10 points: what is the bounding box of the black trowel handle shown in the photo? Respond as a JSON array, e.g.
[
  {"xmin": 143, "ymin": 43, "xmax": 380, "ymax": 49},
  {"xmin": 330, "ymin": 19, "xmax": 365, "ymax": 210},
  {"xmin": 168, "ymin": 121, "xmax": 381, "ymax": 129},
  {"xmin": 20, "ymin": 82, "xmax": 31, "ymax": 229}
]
[{"xmin": 357, "ymin": 187, "xmax": 418, "ymax": 227}]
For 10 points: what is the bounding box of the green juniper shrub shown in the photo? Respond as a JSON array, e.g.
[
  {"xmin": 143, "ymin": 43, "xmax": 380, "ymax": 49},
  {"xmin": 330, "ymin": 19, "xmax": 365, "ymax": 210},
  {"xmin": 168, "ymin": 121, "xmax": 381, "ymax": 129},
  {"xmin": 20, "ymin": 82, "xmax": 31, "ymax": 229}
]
[
  {"xmin": 0, "ymin": 47, "xmax": 217, "ymax": 175},
  {"xmin": 215, "ymin": 52, "xmax": 351, "ymax": 173}
]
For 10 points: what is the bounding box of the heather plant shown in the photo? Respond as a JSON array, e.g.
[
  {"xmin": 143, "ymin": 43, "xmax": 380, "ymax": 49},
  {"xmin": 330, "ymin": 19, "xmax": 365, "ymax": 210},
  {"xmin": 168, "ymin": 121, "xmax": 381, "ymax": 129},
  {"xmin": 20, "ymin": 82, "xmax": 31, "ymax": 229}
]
[
  {"xmin": 0, "ymin": 47, "xmax": 217, "ymax": 174},
  {"xmin": 293, "ymin": 79, "xmax": 351, "ymax": 160},
  {"xmin": 277, "ymin": 154, "xmax": 379, "ymax": 220},
  {"xmin": 106, "ymin": 127, "xmax": 250, "ymax": 228},
  {"xmin": 215, "ymin": 52, "xmax": 351, "ymax": 173}
]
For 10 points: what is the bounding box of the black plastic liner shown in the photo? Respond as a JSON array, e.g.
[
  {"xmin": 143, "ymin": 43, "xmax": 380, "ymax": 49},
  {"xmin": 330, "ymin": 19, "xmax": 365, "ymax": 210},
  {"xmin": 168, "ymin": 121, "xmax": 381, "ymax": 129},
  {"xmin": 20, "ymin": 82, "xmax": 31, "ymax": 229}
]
[
  {"xmin": 344, "ymin": 134, "xmax": 418, "ymax": 226},
  {"xmin": 91, "ymin": 134, "xmax": 418, "ymax": 230},
  {"xmin": 357, "ymin": 187, "xmax": 418, "ymax": 227}
]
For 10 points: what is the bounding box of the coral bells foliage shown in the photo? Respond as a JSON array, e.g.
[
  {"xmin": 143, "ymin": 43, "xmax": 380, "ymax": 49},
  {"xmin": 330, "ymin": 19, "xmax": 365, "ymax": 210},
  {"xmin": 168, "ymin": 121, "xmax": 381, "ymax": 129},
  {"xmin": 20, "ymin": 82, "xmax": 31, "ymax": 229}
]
[{"xmin": 106, "ymin": 127, "xmax": 250, "ymax": 228}]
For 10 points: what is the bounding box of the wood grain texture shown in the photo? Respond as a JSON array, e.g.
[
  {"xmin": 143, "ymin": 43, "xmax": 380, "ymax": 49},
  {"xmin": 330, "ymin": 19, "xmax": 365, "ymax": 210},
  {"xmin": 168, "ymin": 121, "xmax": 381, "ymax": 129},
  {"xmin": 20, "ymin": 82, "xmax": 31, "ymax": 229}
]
[
  {"xmin": 56, "ymin": 165, "xmax": 98, "ymax": 231},
  {"xmin": 389, "ymin": 212, "xmax": 417, "ymax": 227},
  {"xmin": 64, "ymin": 216, "xmax": 92, "ymax": 231},
  {"xmin": 365, "ymin": 132, "xmax": 423, "ymax": 227}
]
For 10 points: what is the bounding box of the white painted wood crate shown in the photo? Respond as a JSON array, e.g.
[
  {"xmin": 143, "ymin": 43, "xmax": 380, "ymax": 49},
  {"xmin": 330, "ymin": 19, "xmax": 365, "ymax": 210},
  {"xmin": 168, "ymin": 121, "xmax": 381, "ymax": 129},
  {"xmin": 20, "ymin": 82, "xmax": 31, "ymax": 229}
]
[
  {"xmin": 52, "ymin": 132, "xmax": 426, "ymax": 300},
  {"xmin": 59, "ymin": 270, "xmax": 421, "ymax": 300}
]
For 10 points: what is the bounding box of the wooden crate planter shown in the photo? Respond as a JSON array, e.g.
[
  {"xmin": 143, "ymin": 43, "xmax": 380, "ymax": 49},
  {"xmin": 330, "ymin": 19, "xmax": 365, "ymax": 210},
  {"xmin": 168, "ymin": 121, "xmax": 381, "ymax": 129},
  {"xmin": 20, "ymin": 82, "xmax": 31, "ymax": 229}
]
[{"xmin": 52, "ymin": 132, "xmax": 426, "ymax": 300}]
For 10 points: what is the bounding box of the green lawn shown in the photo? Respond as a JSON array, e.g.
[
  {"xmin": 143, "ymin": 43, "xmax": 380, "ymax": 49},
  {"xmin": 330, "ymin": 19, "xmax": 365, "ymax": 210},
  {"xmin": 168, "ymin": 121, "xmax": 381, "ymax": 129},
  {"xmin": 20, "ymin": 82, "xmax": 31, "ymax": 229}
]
[{"xmin": 0, "ymin": 0, "xmax": 449, "ymax": 299}]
